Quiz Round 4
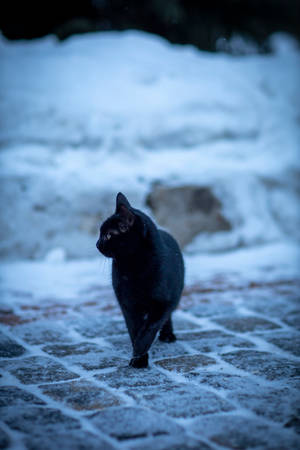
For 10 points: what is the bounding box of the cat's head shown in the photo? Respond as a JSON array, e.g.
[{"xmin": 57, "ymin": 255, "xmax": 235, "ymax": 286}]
[{"xmin": 96, "ymin": 192, "xmax": 146, "ymax": 258}]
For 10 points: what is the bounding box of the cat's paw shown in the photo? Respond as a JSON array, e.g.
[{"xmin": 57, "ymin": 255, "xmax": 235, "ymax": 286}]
[
  {"xmin": 159, "ymin": 332, "xmax": 177, "ymax": 343},
  {"xmin": 129, "ymin": 353, "xmax": 149, "ymax": 368}
]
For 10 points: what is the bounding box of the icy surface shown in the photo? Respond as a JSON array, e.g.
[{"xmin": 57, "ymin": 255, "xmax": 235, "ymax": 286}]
[{"xmin": 1, "ymin": 241, "xmax": 300, "ymax": 448}]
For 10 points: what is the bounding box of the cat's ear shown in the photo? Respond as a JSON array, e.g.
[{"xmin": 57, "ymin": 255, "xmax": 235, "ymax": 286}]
[
  {"xmin": 116, "ymin": 192, "xmax": 135, "ymax": 227},
  {"xmin": 116, "ymin": 192, "xmax": 131, "ymax": 210}
]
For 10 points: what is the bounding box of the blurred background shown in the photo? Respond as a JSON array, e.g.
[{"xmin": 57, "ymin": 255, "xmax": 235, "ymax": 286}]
[{"xmin": 0, "ymin": 0, "xmax": 299, "ymax": 264}]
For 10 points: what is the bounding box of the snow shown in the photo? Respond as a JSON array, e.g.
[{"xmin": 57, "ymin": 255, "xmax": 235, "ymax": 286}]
[
  {"xmin": 0, "ymin": 30, "xmax": 299, "ymax": 261},
  {"xmin": 0, "ymin": 242, "xmax": 298, "ymax": 310}
]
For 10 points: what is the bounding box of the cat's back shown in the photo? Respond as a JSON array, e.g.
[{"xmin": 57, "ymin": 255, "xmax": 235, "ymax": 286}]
[{"xmin": 158, "ymin": 229, "xmax": 184, "ymax": 280}]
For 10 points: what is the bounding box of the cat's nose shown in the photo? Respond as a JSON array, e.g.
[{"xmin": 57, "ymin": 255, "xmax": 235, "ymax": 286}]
[{"xmin": 96, "ymin": 240, "xmax": 100, "ymax": 250}]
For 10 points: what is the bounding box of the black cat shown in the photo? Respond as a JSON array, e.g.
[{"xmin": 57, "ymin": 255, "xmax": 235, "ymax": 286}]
[{"xmin": 96, "ymin": 192, "xmax": 184, "ymax": 368}]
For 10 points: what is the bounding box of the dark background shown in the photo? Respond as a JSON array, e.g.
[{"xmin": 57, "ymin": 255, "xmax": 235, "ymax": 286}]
[{"xmin": 0, "ymin": 0, "xmax": 299, "ymax": 52}]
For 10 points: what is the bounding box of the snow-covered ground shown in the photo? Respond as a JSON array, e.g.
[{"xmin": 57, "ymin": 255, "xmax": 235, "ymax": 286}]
[
  {"xmin": 0, "ymin": 30, "xmax": 299, "ymax": 301},
  {"xmin": 0, "ymin": 30, "xmax": 299, "ymax": 262}
]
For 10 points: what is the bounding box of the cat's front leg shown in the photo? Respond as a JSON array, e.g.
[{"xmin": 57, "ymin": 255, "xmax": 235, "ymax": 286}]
[
  {"xmin": 129, "ymin": 353, "xmax": 149, "ymax": 368},
  {"xmin": 131, "ymin": 307, "xmax": 168, "ymax": 368}
]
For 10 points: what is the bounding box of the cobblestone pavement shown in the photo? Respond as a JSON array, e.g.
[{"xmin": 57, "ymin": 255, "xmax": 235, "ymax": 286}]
[{"xmin": 1, "ymin": 278, "xmax": 300, "ymax": 450}]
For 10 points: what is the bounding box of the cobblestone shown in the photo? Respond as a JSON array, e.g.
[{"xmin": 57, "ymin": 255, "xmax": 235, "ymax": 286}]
[
  {"xmin": 1, "ymin": 277, "xmax": 299, "ymax": 449},
  {"xmin": 127, "ymin": 384, "xmax": 235, "ymax": 418},
  {"xmin": 213, "ymin": 315, "xmax": 281, "ymax": 332},
  {"xmin": 0, "ymin": 386, "xmax": 45, "ymax": 407},
  {"xmin": 222, "ymin": 349, "xmax": 300, "ymax": 380},
  {"xmin": 95, "ymin": 366, "xmax": 173, "ymax": 389},
  {"xmin": 177, "ymin": 329, "xmax": 254, "ymax": 352},
  {"xmin": 155, "ymin": 354, "xmax": 216, "ymax": 373},
  {"xmin": 87, "ymin": 406, "xmax": 183, "ymax": 440},
  {"xmin": 40, "ymin": 379, "xmax": 122, "ymax": 411},
  {"xmin": 0, "ymin": 356, "xmax": 80, "ymax": 384},
  {"xmin": 254, "ymin": 330, "xmax": 300, "ymax": 356},
  {"xmin": 0, "ymin": 330, "xmax": 26, "ymax": 358},
  {"xmin": 24, "ymin": 431, "xmax": 115, "ymax": 450},
  {"xmin": 2, "ymin": 406, "xmax": 81, "ymax": 434},
  {"xmin": 0, "ymin": 428, "xmax": 10, "ymax": 449},
  {"xmin": 189, "ymin": 414, "xmax": 300, "ymax": 449}
]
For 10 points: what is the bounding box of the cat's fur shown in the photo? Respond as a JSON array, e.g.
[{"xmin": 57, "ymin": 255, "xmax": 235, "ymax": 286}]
[{"xmin": 96, "ymin": 192, "xmax": 184, "ymax": 368}]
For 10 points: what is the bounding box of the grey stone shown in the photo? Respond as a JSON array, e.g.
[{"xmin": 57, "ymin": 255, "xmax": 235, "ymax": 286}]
[
  {"xmin": 2, "ymin": 406, "xmax": 80, "ymax": 434},
  {"xmin": 222, "ymin": 350, "xmax": 300, "ymax": 380},
  {"xmin": 282, "ymin": 310, "xmax": 300, "ymax": 330},
  {"xmin": 185, "ymin": 293, "xmax": 238, "ymax": 318},
  {"xmin": 231, "ymin": 386, "xmax": 300, "ymax": 426},
  {"xmin": 185, "ymin": 371, "xmax": 261, "ymax": 391},
  {"xmin": 254, "ymin": 330, "xmax": 300, "ymax": 356},
  {"xmin": 74, "ymin": 317, "xmax": 127, "ymax": 338},
  {"xmin": 177, "ymin": 329, "xmax": 254, "ymax": 352},
  {"xmin": 106, "ymin": 335, "xmax": 131, "ymax": 356},
  {"xmin": 129, "ymin": 434, "xmax": 213, "ymax": 450},
  {"xmin": 0, "ymin": 428, "xmax": 10, "ymax": 449},
  {"xmin": 40, "ymin": 379, "xmax": 123, "ymax": 411},
  {"xmin": 87, "ymin": 406, "xmax": 183, "ymax": 440},
  {"xmin": 95, "ymin": 366, "xmax": 172, "ymax": 389},
  {"xmin": 107, "ymin": 333, "xmax": 190, "ymax": 361},
  {"xmin": 0, "ymin": 386, "xmax": 45, "ymax": 407},
  {"xmin": 146, "ymin": 185, "xmax": 231, "ymax": 247},
  {"xmin": 155, "ymin": 354, "xmax": 216, "ymax": 373},
  {"xmin": 150, "ymin": 340, "xmax": 189, "ymax": 359},
  {"xmin": 171, "ymin": 315, "xmax": 202, "ymax": 331},
  {"xmin": 42, "ymin": 341, "xmax": 126, "ymax": 370},
  {"xmin": 284, "ymin": 416, "xmax": 300, "ymax": 435},
  {"xmin": 243, "ymin": 294, "xmax": 299, "ymax": 324},
  {"xmin": 11, "ymin": 321, "xmax": 73, "ymax": 345},
  {"xmin": 213, "ymin": 315, "xmax": 280, "ymax": 332},
  {"xmin": 24, "ymin": 431, "xmax": 115, "ymax": 450},
  {"xmin": 42, "ymin": 342, "xmax": 105, "ymax": 357},
  {"xmin": 0, "ymin": 356, "xmax": 79, "ymax": 384},
  {"xmin": 189, "ymin": 414, "xmax": 300, "ymax": 449},
  {"xmin": 128, "ymin": 384, "xmax": 235, "ymax": 418},
  {"xmin": 75, "ymin": 356, "xmax": 127, "ymax": 371},
  {"xmin": 0, "ymin": 330, "xmax": 26, "ymax": 357}
]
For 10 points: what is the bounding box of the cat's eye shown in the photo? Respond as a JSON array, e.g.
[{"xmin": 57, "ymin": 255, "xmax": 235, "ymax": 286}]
[
  {"xmin": 119, "ymin": 223, "xmax": 128, "ymax": 233},
  {"xmin": 106, "ymin": 232, "xmax": 111, "ymax": 240}
]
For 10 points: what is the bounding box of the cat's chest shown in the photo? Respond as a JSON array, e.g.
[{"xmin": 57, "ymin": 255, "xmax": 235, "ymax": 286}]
[{"xmin": 112, "ymin": 264, "xmax": 155, "ymax": 301}]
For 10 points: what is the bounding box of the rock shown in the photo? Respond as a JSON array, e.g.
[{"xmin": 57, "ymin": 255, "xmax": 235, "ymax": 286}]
[{"xmin": 146, "ymin": 185, "xmax": 231, "ymax": 247}]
